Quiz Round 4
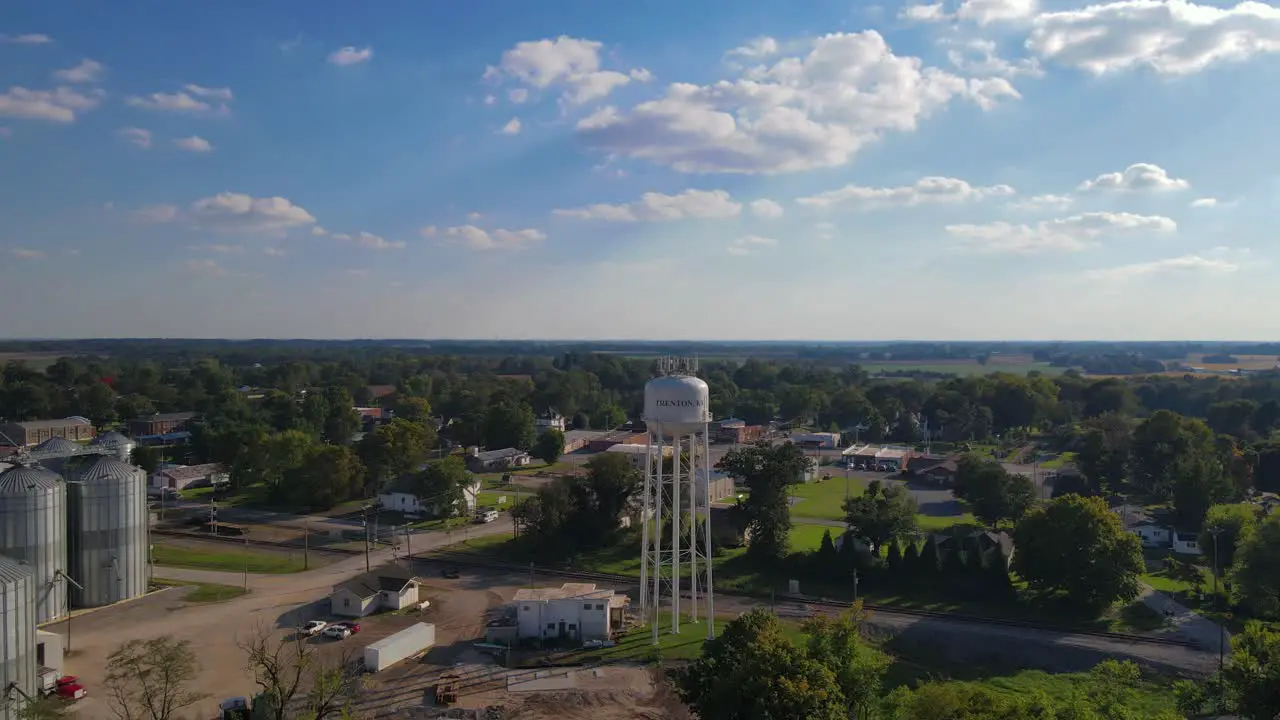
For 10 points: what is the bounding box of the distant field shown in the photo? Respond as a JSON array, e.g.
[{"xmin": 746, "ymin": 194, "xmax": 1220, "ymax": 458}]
[
  {"xmin": 860, "ymin": 358, "xmax": 1063, "ymax": 377},
  {"xmin": 0, "ymin": 352, "xmax": 63, "ymax": 370},
  {"xmin": 1186, "ymin": 353, "xmax": 1280, "ymax": 370}
]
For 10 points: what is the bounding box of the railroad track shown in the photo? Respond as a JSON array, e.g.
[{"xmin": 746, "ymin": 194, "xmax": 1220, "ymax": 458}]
[{"xmin": 151, "ymin": 528, "xmax": 1198, "ymax": 649}]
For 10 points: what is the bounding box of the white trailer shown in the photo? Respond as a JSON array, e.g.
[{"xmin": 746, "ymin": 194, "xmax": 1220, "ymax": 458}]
[{"xmin": 363, "ymin": 623, "xmax": 436, "ymax": 672}]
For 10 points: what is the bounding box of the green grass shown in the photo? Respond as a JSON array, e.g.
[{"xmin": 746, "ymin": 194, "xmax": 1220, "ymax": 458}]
[
  {"xmin": 1039, "ymin": 452, "xmax": 1078, "ymax": 470},
  {"xmin": 153, "ymin": 579, "xmax": 249, "ymax": 603},
  {"xmin": 917, "ymin": 512, "xmax": 978, "ymax": 532},
  {"xmin": 966, "ymin": 668, "xmax": 1176, "ymax": 715},
  {"xmin": 790, "ymin": 523, "xmax": 838, "ymax": 552},
  {"xmin": 790, "ymin": 477, "xmax": 867, "ymax": 520},
  {"xmin": 857, "ymin": 362, "xmax": 1064, "ymax": 377},
  {"xmin": 152, "ymin": 543, "xmax": 307, "ymax": 574}
]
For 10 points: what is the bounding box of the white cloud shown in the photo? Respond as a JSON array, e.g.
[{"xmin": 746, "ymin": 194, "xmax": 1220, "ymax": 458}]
[
  {"xmin": 200, "ymin": 244, "xmax": 243, "ymax": 254},
  {"xmin": 798, "ymin": 176, "xmax": 1015, "ymax": 209},
  {"xmin": 118, "ymin": 127, "xmax": 152, "ymax": 148},
  {"xmin": 174, "ymin": 135, "xmax": 214, "ymax": 153},
  {"xmin": 946, "ymin": 39, "xmax": 1044, "ymax": 78},
  {"xmin": 629, "ymin": 68, "xmax": 653, "ymax": 82},
  {"xmin": 900, "ymin": 4, "xmax": 950, "ymax": 21},
  {"xmin": 1027, "ymin": 0, "xmax": 1280, "ymax": 75},
  {"xmin": 554, "ymin": 189, "xmax": 742, "ymax": 222},
  {"xmin": 336, "ymin": 231, "xmax": 406, "ymax": 250},
  {"xmin": 1078, "ymin": 163, "xmax": 1189, "ymax": 192},
  {"xmin": 328, "ymin": 46, "xmax": 373, "ymax": 66},
  {"xmin": 127, "ymin": 85, "xmax": 232, "ymax": 115},
  {"xmin": 749, "ymin": 199, "xmax": 785, "ymax": 219},
  {"xmin": 958, "ymin": 0, "xmax": 1039, "ymax": 25},
  {"xmin": 814, "ymin": 221, "xmax": 837, "ymax": 239},
  {"xmin": 725, "ymin": 37, "xmax": 781, "ymax": 59},
  {"xmin": 0, "ymin": 86, "xmax": 103, "ymax": 122},
  {"xmin": 8, "ymin": 248, "xmax": 46, "ymax": 260},
  {"xmin": 499, "ymin": 117, "xmax": 522, "ymax": 135},
  {"xmin": 0, "ymin": 34, "xmax": 52, "ymax": 45},
  {"xmin": 189, "ymin": 192, "xmax": 317, "ymax": 234},
  {"xmin": 467, "ymin": 212, "xmax": 483, "ymax": 221},
  {"xmin": 484, "ymin": 36, "xmax": 642, "ymax": 105},
  {"xmin": 1007, "ymin": 193, "xmax": 1074, "ymax": 211},
  {"xmin": 311, "ymin": 226, "xmax": 328, "ymax": 237},
  {"xmin": 576, "ymin": 31, "xmax": 1020, "ymax": 175},
  {"xmin": 419, "ymin": 225, "xmax": 437, "ymax": 237},
  {"xmin": 728, "ymin": 235, "xmax": 778, "ymax": 255},
  {"xmin": 1085, "ymin": 250, "xmax": 1245, "ymax": 282},
  {"xmin": 1190, "ymin": 197, "xmax": 1218, "ymax": 208},
  {"xmin": 263, "ymin": 246, "xmax": 287, "ymax": 257},
  {"xmin": 54, "ymin": 59, "xmax": 104, "ymax": 84},
  {"xmin": 947, "ymin": 211, "xmax": 1177, "ymax": 252},
  {"xmin": 183, "ymin": 258, "xmax": 227, "ymax": 276},
  {"xmin": 132, "ymin": 204, "xmax": 179, "ymax": 223},
  {"xmin": 443, "ymin": 225, "xmax": 546, "ymax": 251},
  {"xmin": 483, "ymin": 94, "xmax": 497, "ymax": 106},
  {"xmin": 508, "ymin": 88, "xmax": 529, "ymax": 104}
]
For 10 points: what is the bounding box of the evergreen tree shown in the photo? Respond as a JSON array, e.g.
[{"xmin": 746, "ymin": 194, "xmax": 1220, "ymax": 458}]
[
  {"xmin": 901, "ymin": 542, "xmax": 921, "ymax": 575},
  {"xmin": 966, "ymin": 543, "xmax": 986, "ymax": 573},
  {"xmin": 942, "ymin": 546, "xmax": 967, "ymax": 575},
  {"xmin": 886, "ymin": 540, "xmax": 903, "ymax": 572},
  {"xmin": 919, "ymin": 535, "xmax": 940, "ymax": 574},
  {"xmin": 817, "ymin": 529, "xmax": 839, "ymax": 568},
  {"xmin": 988, "ymin": 547, "xmax": 1014, "ymax": 599}
]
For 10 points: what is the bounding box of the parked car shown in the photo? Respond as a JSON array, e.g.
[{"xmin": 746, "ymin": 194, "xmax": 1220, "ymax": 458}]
[
  {"xmin": 322, "ymin": 625, "xmax": 351, "ymax": 640},
  {"xmin": 333, "ymin": 621, "xmax": 360, "ymax": 635},
  {"xmin": 52, "ymin": 677, "xmax": 86, "ymax": 701},
  {"xmin": 441, "ymin": 568, "xmax": 460, "ymax": 579},
  {"xmin": 474, "ymin": 510, "xmax": 499, "ymax": 524},
  {"xmin": 300, "ymin": 620, "xmax": 327, "ymax": 636}
]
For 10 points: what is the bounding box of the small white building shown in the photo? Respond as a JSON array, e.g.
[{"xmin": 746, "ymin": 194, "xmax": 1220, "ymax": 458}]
[
  {"xmin": 1172, "ymin": 532, "xmax": 1202, "ymax": 556},
  {"xmin": 513, "ymin": 583, "xmax": 628, "ymax": 643},
  {"xmin": 466, "ymin": 448, "xmax": 533, "ymax": 472},
  {"xmin": 874, "ymin": 447, "xmax": 910, "ymax": 471},
  {"xmin": 378, "ymin": 478, "xmax": 480, "ymax": 518},
  {"xmin": 603, "ymin": 443, "xmax": 672, "ymax": 470},
  {"xmin": 150, "ymin": 463, "xmax": 229, "ymax": 491},
  {"xmin": 535, "ymin": 412, "xmax": 567, "ymax": 433},
  {"xmin": 791, "ymin": 432, "xmax": 840, "ymax": 449},
  {"xmin": 1130, "ymin": 522, "xmax": 1172, "ymax": 548},
  {"xmin": 330, "ymin": 570, "xmax": 423, "ymax": 618}
]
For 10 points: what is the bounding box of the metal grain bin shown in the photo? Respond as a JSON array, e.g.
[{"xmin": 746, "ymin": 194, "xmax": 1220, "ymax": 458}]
[
  {"xmin": 0, "ymin": 466, "xmax": 67, "ymax": 624},
  {"xmin": 0, "ymin": 555, "xmax": 37, "ymax": 720},
  {"xmin": 89, "ymin": 432, "xmax": 136, "ymax": 463},
  {"xmin": 66, "ymin": 457, "xmax": 148, "ymax": 608}
]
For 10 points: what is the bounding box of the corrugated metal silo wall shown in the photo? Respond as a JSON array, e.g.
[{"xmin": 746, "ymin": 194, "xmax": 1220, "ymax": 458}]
[
  {"xmin": 0, "ymin": 483, "xmax": 67, "ymax": 624},
  {"xmin": 0, "ymin": 564, "xmax": 37, "ymax": 720},
  {"xmin": 67, "ymin": 470, "xmax": 149, "ymax": 608}
]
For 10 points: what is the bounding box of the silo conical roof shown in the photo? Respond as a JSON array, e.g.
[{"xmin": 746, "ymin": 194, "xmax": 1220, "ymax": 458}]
[
  {"xmin": 33, "ymin": 437, "xmax": 79, "ymax": 455},
  {"xmin": 0, "ymin": 465, "xmax": 61, "ymax": 492},
  {"xmin": 0, "ymin": 554, "xmax": 33, "ymax": 584},
  {"xmin": 89, "ymin": 431, "xmax": 131, "ymax": 447},
  {"xmin": 74, "ymin": 455, "xmax": 139, "ymax": 483}
]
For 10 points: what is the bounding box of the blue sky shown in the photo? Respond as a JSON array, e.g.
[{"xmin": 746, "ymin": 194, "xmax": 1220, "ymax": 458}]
[{"xmin": 2, "ymin": 0, "xmax": 1279, "ymax": 340}]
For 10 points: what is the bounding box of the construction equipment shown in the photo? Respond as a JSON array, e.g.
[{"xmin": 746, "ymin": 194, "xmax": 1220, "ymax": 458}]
[{"xmin": 434, "ymin": 673, "xmax": 459, "ymax": 705}]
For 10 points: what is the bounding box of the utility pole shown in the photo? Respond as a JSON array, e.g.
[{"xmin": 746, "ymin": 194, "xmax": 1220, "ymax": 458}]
[
  {"xmin": 362, "ymin": 505, "xmax": 371, "ymax": 573},
  {"xmin": 404, "ymin": 524, "xmax": 412, "ymax": 565},
  {"xmin": 852, "ymin": 568, "xmax": 860, "ymax": 602},
  {"xmin": 210, "ymin": 500, "xmax": 218, "ymax": 537},
  {"xmin": 243, "ymin": 530, "xmax": 250, "ymax": 591},
  {"xmin": 303, "ymin": 519, "xmax": 310, "ymax": 571}
]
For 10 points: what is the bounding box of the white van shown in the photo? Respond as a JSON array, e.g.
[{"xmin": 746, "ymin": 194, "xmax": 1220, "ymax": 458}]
[{"xmin": 475, "ymin": 510, "xmax": 499, "ymax": 524}]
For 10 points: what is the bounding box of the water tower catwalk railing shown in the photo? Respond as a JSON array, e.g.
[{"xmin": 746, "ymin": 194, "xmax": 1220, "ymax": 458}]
[{"xmin": 640, "ymin": 358, "xmax": 715, "ymax": 645}]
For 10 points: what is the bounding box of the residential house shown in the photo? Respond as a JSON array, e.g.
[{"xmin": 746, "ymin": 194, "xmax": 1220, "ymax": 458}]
[
  {"xmin": 0, "ymin": 418, "xmax": 95, "ymax": 447},
  {"xmin": 909, "ymin": 456, "xmax": 960, "ymax": 486},
  {"xmin": 354, "ymin": 407, "xmax": 389, "ymax": 432},
  {"xmin": 1173, "ymin": 532, "xmax": 1202, "ymax": 556},
  {"xmin": 465, "ymin": 448, "xmax": 533, "ymax": 472},
  {"xmin": 330, "ymin": 569, "xmax": 423, "ymax": 618},
  {"xmin": 1130, "ymin": 522, "xmax": 1172, "ymax": 548},
  {"xmin": 512, "ymin": 582, "xmax": 628, "ymax": 642},
  {"xmin": 151, "ymin": 463, "xmax": 229, "ymax": 491},
  {"xmin": 127, "ymin": 412, "xmax": 196, "ymax": 437},
  {"xmin": 377, "ymin": 475, "xmax": 480, "ymax": 518},
  {"xmin": 535, "ymin": 412, "xmax": 567, "ymax": 433}
]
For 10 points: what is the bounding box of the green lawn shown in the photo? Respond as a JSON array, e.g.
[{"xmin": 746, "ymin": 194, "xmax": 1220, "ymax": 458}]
[
  {"xmin": 154, "ymin": 579, "xmax": 249, "ymax": 603},
  {"xmin": 152, "ymin": 543, "xmax": 307, "ymax": 574},
  {"xmin": 1040, "ymin": 452, "xmax": 1078, "ymax": 470},
  {"xmin": 790, "ymin": 523, "xmax": 838, "ymax": 552},
  {"xmin": 790, "ymin": 477, "xmax": 867, "ymax": 520},
  {"xmin": 917, "ymin": 512, "xmax": 978, "ymax": 532}
]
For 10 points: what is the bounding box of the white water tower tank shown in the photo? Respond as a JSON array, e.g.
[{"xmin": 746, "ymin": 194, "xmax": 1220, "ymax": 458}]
[{"xmin": 644, "ymin": 375, "xmax": 711, "ymax": 437}]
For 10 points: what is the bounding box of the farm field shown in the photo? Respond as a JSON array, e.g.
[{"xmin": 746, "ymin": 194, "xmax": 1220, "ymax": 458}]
[
  {"xmin": 1185, "ymin": 353, "xmax": 1280, "ymax": 370},
  {"xmin": 0, "ymin": 351, "xmax": 64, "ymax": 371},
  {"xmin": 858, "ymin": 354, "xmax": 1064, "ymax": 377}
]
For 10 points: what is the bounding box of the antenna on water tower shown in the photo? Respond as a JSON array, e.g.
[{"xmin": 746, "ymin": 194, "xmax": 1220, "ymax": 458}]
[{"xmin": 641, "ymin": 356, "xmax": 714, "ymax": 644}]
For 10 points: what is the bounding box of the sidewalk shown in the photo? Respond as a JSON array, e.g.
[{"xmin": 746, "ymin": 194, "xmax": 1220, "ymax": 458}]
[{"xmin": 1139, "ymin": 584, "xmax": 1231, "ymax": 652}]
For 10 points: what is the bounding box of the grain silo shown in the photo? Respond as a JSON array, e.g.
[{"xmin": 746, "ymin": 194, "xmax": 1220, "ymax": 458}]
[
  {"xmin": 66, "ymin": 456, "xmax": 148, "ymax": 608},
  {"xmin": 0, "ymin": 466, "xmax": 67, "ymax": 624},
  {"xmin": 89, "ymin": 431, "xmax": 136, "ymax": 464},
  {"xmin": 0, "ymin": 555, "xmax": 37, "ymax": 720}
]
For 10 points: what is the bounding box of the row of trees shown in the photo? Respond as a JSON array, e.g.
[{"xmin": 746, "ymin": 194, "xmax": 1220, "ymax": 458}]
[{"xmin": 510, "ymin": 453, "xmax": 641, "ymax": 558}]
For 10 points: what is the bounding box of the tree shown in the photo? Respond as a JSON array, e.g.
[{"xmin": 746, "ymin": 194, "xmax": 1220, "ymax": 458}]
[
  {"xmin": 959, "ymin": 457, "xmax": 1035, "ymax": 528},
  {"xmin": 414, "ymin": 455, "xmax": 473, "ymax": 517},
  {"xmin": 240, "ymin": 625, "xmax": 362, "ymax": 720},
  {"xmin": 319, "ymin": 387, "xmax": 360, "ymax": 445},
  {"xmin": 674, "ymin": 609, "xmax": 847, "ymax": 720},
  {"xmin": 842, "ymin": 480, "xmax": 919, "ymax": 555},
  {"xmin": 886, "ymin": 540, "xmax": 903, "ymax": 572},
  {"xmin": 130, "ymin": 444, "xmax": 161, "ymax": 475},
  {"xmin": 1130, "ymin": 410, "xmax": 1221, "ymax": 504},
  {"xmin": 282, "ymin": 445, "xmax": 364, "ymax": 509},
  {"xmin": 1075, "ymin": 412, "xmax": 1133, "ymax": 495},
  {"xmin": 484, "ymin": 401, "xmax": 536, "ymax": 451},
  {"xmin": 357, "ymin": 417, "xmax": 435, "ymax": 491},
  {"xmin": 103, "ymin": 637, "xmax": 206, "ymax": 720},
  {"xmin": 1198, "ymin": 503, "xmax": 1259, "ymax": 573},
  {"xmin": 1012, "ymin": 494, "xmax": 1144, "ymax": 611},
  {"xmin": 390, "ymin": 395, "xmax": 432, "ymax": 424},
  {"xmin": 801, "ymin": 606, "xmax": 891, "ymax": 720},
  {"xmin": 1220, "ymin": 622, "xmax": 1280, "ymax": 720},
  {"xmin": 817, "ymin": 529, "xmax": 839, "ymax": 568},
  {"xmin": 715, "ymin": 442, "xmax": 812, "ymax": 563},
  {"xmin": 532, "ymin": 427, "xmax": 565, "ymax": 465},
  {"xmin": 1229, "ymin": 513, "xmax": 1280, "ymax": 618}
]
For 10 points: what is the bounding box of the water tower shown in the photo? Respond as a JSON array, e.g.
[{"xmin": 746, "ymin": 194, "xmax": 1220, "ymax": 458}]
[{"xmin": 640, "ymin": 357, "xmax": 715, "ymax": 644}]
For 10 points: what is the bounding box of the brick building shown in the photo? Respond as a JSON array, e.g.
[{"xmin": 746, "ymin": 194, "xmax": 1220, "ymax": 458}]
[
  {"xmin": 127, "ymin": 412, "xmax": 196, "ymax": 437},
  {"xmin": 0, "ymin": 418, "xmax": 95, "ymax": 447}
]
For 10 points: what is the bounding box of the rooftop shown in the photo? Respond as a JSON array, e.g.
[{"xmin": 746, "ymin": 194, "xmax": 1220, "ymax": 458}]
[
  {"xmin": 133, "ymin": 412, "xmax": 196, "ymax": 423},
  {"xmin": 513, "ymin": 582, "xmax": 620, "ymax": 604},
  {"xmin": 5, "ymin": 417, "xmax": 91, "ymax": 430},
  {"xmin": 334, "ymin": 569, "xmax": 419, "ymax": 599},
  {"xmin": 875, "ymin": 448, "xmax": 908, "ymax": 460},
  {"xmin": 473, "ymin": 448, "xmax": 529, "ymax": 462},
  {"xmin": 842, "ymin": 444, "xmax": 879, "ymax": 456},
  {"xmin": 157, "ymin": 463, "xmax": 226, "ymax": 482}
]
